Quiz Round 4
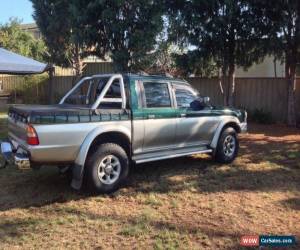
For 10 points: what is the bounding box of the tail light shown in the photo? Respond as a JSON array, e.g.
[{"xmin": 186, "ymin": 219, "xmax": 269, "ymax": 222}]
[{"xmin": 26, "ymin": 125, "xmax": 39, "ymax": 145}]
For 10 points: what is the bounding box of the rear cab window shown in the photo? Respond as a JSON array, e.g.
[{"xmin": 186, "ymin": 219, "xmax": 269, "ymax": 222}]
[{"xmin": 97, "ymin": 79, "xmax": 122, "ymax": 109}]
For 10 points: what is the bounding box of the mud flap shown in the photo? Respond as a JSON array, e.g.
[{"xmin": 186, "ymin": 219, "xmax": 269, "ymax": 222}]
[{"xmin": 71, "ymin": 163, "xmax": 84, "ymax": 190}]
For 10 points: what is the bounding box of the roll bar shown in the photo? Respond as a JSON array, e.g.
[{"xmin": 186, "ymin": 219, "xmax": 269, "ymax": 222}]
[{"xmin": 59, "ymin": 74, "xmax": 126, "ymax": 110}]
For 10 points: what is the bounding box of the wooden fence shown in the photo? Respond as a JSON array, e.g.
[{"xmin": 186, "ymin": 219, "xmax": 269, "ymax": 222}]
[
  {"xmin": 0, "ymin": 62, "xmax": 115, "ymax": 105},
  {"xmin": 0, "ymin": 70, "xmax": 300, "ymax": 122},
  {"xmin": 54, "ymin": 62, "xmax": 114, "ymax": 76},
  {"xmin": 189, "ymin": 77, "xmax": 300, "ymax": 122},
  {"xmin": 83, "ymin": 62, "xmax": 114, "ymax": 75}
]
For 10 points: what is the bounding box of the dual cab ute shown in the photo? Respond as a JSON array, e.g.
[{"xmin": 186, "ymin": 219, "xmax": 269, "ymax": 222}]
[{"xmin": 0, "ymin": 73, "xmax": 247, "ymax": 193}]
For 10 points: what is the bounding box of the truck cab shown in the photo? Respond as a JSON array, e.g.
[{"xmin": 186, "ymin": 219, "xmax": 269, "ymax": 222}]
[{"xmin": 0, "ymin": 73, "xmax": 247, "ymax": 193}]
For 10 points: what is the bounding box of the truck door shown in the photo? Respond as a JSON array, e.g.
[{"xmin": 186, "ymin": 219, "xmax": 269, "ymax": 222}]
[
  {"xmin": 172, "ymin": 83, "xmax": 220, "ymax": 147},
  {"xmin": 132, "ymin": 80, "xmax": 176, "ymax": 154}
]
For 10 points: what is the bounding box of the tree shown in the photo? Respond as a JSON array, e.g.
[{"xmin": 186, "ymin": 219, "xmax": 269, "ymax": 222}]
[
  {"xmin": 173, "ymin": 51, "xmax": 218, "ymax": 78},
  {"xmin": 139, "ymin": 38, "xmax": 181, "ymax": 76},
  {"xmin": 83, "ymin": 0, "xmax": 165, "ymax": 71},
  {"xmin": 167, "ymin": 0, "xmax": 266, "ymax": 106},
  {"xmin": 250, "ymin": 0, "xmax": 300, "ymax": 126},
  {"xmin": 31, "ymin": 0, "xmax": 93, "ymax": 76},
  {"xmin": 0, "ymin": 18, "xmax": 46, "ymax": 61}
]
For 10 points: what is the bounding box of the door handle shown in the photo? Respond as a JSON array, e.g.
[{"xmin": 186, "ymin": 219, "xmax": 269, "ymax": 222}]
[
  {"xmin": 180, "ymin": 113, "xmax": 186, "ymax": 118},
  {"xmin": 147, "ymin": 114, "xmax": 155, "ymax": 119}
]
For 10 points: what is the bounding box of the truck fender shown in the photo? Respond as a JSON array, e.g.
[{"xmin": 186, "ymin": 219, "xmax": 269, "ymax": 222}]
[
  {"xmin": 71, "ymin": 125, "xmax": 131, "ymax": 190},
  {"xmin": 210, "ymin": 117, "xmax": 241, "ymax": 150}
]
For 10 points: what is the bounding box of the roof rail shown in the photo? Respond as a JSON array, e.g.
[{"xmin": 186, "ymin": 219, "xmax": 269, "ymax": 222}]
[
  {"xmin": 119, "ymin": 71, "xmax": 149, "ymax": 76},
  {"xmin": 137, "ymin": 71, "xmax": 149, "ymax": 76},
  {"xmin": 150, "ymin": 73, "xmax": 174, "ymax": 78}
]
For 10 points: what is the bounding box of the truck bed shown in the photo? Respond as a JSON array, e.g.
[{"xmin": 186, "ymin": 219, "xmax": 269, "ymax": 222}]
[
  {"xmin": 8, "ymin": 104, "xmax": 130, "ymax": 124},
  {"xmin": 6, "ymin": 104, "xmax": 132, "ymax": 164}
]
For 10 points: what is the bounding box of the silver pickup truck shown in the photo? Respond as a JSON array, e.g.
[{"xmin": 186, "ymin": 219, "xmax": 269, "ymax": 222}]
[{"xmin": 0, "ymin": 73, "xmax": 247, "ymax": 193}]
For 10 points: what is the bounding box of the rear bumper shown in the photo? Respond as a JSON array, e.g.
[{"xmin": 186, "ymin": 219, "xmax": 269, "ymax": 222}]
[{"xmin": 0, "ymin": 140, "xmax": 31, "ymax": 170}]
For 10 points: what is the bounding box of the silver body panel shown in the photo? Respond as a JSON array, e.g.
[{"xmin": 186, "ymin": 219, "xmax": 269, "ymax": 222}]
[
  {"xmin": 175, "ymin": 115, "xmax": 220, "ymax": 146},
  {"xmin": 131, "ymin": 119, "xmax": 144, "ymax": 154},
  {"xmin": 8, "ymin": 119, "xmax": 131, "ymax": 164},
  {"xmin": 210, "ymin": 116, "xmax": 244, "ymax": 149},
  {"xmin": 7, "ymin": 114, "xmax": 244, "ymax": 166},
  {"xmin": 142, "ymin": 117, "xmax": 177, "ymax": 152},
  {"xmin": 4, "ymin": 74, "xmax": 247, "ymax": 172}
]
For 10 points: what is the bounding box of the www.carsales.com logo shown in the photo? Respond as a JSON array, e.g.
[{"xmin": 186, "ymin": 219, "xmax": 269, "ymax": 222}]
[
  {"xmin": 240, "ymin": 235, "xmax": 259, "ymax": 247},
  {"xmin": 240, "ymin": 235, "xmax": 296, "ymax": 247}
]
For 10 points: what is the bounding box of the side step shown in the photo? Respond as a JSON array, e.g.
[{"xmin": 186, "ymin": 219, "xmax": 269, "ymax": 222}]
[{"xmin": 134, "ymin": 149, "xmax": 213, "ymax": 164}]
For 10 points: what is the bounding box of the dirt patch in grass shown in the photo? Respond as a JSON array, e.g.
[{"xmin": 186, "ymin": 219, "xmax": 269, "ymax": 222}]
[{"xmin": 0, "ymin": 123, "xmax": 299, "ymax": 249}]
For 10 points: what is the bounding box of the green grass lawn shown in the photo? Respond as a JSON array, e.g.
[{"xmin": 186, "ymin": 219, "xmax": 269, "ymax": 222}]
[{"xmin": 0, "ymin": 119, "xmax": 299, "ymax": 249}]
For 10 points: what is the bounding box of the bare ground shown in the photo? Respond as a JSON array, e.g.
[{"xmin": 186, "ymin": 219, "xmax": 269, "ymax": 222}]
[{"xmin": 0, "ymin": 118, "xmax": 299, "ymax": 250}]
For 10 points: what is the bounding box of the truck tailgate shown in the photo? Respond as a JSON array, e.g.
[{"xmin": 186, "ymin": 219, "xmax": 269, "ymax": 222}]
[
  {"xmin": 7, "ymin": 112, "xmax": 28, "ymax": 143},
  {"xmin": 7, "ymin": 104, "xmax": 90, "ymax": 143}
]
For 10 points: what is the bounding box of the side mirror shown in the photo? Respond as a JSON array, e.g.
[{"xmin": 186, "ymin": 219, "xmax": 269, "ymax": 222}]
[
  {"xmin": 190, "ymin": 97, "xmax": 210, "ymax": 110},
  {"xmin": 203, "ymin": 96, "xmax": 210, "ymax": 104}
]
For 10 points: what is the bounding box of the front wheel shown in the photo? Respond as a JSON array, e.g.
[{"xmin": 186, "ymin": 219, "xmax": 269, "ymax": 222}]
[
  {"xmin": 86, "ymin": 143, "xmax": 129, "ymax": 194},
  {"xmin": 215, "ymin": 127, "xmax": 239, "ymax": 164}
]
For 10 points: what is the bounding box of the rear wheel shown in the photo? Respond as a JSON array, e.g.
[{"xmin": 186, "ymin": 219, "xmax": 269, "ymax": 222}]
[
  {"xmin": 215, "ymin": 127, "xmax": 239, "ymax": 163},
  {"xmin": 86, "ymin": 143, "xmax": 129, "ymax": 194}
]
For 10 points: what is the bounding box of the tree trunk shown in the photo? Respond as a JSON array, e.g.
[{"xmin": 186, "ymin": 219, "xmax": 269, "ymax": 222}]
[
  {"xmin": 73, "ymin": 58, "xmax": 84, "ymax": 86},
  {"xmin": 218, "ymin": 68, "xmax": 225, "ymax": 105},
  {"xmin": 72, "ymin": 45, "xmax": 85, "ymax": 86},
  {"xmin": 227, "ymin": 63, "xmax": 235, "ymax": 107},
  {"xmin": 273, "ymin": 58, "xmax": 277, "ymax": 78},
  {"xmin": 286, "ymin": 63, "xmax": 297, "ymax": 126},
  {"xmin": 48, "ymin": 65, "xmax": 55, "ymax": 104},
  {"xmin": 220, "ymin": 66, "xmax": 228, "ymax": 106},
  {"xmin": 74, "ymin": 55, "xmax": 84, "ymax": 77}
]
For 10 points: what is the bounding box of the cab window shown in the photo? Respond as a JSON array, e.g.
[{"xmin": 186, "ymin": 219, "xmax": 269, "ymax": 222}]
[
  {"xmin": 143, "ymin": 82, "xmax": 171, "ymax": 108},
  {"xmin": 174, "ymin": 85, "xmax": 199, "ymax": 108},
  {"xmin": 96, "ymin": 79, "xmax": 123, "ymax": 109}
]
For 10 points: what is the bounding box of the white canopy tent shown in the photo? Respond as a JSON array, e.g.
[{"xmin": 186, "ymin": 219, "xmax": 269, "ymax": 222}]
[{"xmin": 0, "ymin": 47, "xmax": 49, "ymax": 74}]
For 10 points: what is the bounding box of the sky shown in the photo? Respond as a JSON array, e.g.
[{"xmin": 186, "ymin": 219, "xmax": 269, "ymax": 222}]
[{"xmin": 0, "ymin": 0, "xmax": 34, "ymax": 24}]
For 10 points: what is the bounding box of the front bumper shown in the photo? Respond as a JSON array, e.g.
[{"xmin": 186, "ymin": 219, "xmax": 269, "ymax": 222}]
[{"xmin": 0, "ymin": 140, "xmax": 30, "ymax": 170}]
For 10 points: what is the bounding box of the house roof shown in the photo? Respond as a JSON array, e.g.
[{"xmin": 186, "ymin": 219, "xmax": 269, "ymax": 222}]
[{"xmin": 20, "ymin": 23, "xmax": 38, "ymax": 31}]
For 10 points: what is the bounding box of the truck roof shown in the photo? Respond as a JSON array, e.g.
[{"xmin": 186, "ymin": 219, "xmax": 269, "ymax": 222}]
[
  {"xmin": 90, "ymin": 73, "xmax": 189, "ymax": 85},
  {"xmin": 123, "ymin": 73, "xmax": 188, "ymax": 84}
]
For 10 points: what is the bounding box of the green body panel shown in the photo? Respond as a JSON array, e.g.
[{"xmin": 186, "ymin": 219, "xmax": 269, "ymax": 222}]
[
  {"xmin": 129, "ymin": 77, "xmax": 139, "ymax": 110},
  {"xmin": 138, "ymin": 108, "xmax": 177, "ymax": 119},
  {"xmin": 128, "ymin": 74, "xmax": 244, "ymax": 121},
  {"xmin": 129, "ymin": 77, "xmax": 144, "ymax": 120},
  {"xmin": 184, "ymin": 107, "xmax": 242, "ymax": 119},
  {"xmin": 129, "ymin": 76, "xmax": 178, "ymax": 120},
  {"xmin": 29, "ymin": 113, "xmax": 130, "ymax": 124}
]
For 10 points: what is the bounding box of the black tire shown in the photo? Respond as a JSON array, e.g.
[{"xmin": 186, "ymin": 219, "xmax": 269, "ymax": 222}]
[
  {"xmin": 85, "ymin": 143, "xmax": 129, "ymax": 194},
  {"xmin": 215, "ymin": 127, "xmax": 239, "ymax": 164}
]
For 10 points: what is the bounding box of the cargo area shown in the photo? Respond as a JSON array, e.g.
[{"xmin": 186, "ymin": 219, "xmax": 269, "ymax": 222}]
[{"xmin": 8, "ymin": 105, "xmax": 130, "ymax": 125}]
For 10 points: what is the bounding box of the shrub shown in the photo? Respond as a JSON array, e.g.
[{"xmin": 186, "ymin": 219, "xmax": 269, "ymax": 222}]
[
  {"xmin": 15, "ymin": 74, "xmax": 49, "ymax": 104},
  {"xmin": 248, "ymin": 108, "xmax": 274, "ymax": 124}
]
